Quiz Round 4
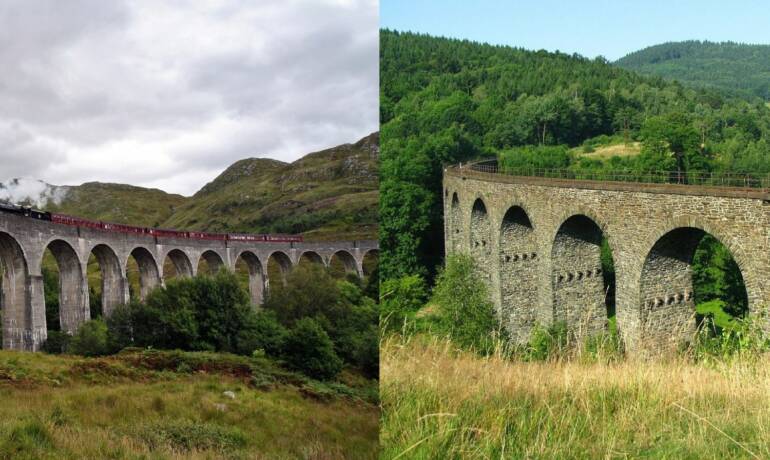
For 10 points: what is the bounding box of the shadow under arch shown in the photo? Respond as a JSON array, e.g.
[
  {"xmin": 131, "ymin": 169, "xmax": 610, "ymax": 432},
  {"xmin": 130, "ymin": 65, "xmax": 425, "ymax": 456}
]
[
  {"xmin": 198, "ymin": 250, "xmax": 224, "ymax": 275},
  {"xmin": 498, "ymin": 205, "xmax": 539, "ymax": 344},
  {"xmin": 89, "ymin": 244, "xmax": 125, "ymax": 317},
  {"xmin": 164, "ymin": 249, "xmax": 194, "ymax": 281},
  {"xmin": 469, "ymin": 197, "xmax": 492, "ymax": 285},
  {"xmin": 637, "ymin": 225, "xmax": 750, "ymax": 354},
  {"xmin": 266, "ymin": 251, "xmax": 292, "ymax": 293},
  {"xmin": 298, "ymin": 251, "xmax": 324, "ymax": 267},
  {"xmin": 450, "ymin": 192, "xmax": 461, "ymax": 252},
  {"xmin": 329, "ymin": 250, "xmax": 359, "ymax": 278},
  {"xmin": 550, "ymin": 214, "xmax": 612, "ymax": 339},
  {"xmin": 0, "ymin": 232, "xmax": 30, "ymax": 350},
  {"xmin": 235, "ymin": 250, "xmax": 265, "ymax": 306},
  {"xmin": 127, "ymin": 247, "xmax": 161, "ymax": 300},
  {"xmin": 43, "ymin": 239, "xmax": 87, "ymax": 334}
]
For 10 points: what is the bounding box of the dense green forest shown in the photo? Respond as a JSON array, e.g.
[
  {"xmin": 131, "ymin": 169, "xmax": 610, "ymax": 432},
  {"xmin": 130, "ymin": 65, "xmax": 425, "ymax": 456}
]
[
  {"xmin": 380, "ymin": 30, "xmax": 770, "ymax": 327},
  {"xmin": 616, "ymin": 40, "xmax": 770, "ymax": 100},
  {"xmin": 381, "ymin": 30, "xmax": 770, "ymax": 281}
]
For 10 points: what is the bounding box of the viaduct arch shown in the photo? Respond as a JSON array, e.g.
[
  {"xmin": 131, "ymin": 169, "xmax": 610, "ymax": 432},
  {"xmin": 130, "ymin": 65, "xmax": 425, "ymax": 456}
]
[
  {"xmin": 0, "ymin": 212, "xmax": 376, "ymax": 351},
  {"xmin": 444, "ymin": 163, "xmax": 770, "ymax": 356}
]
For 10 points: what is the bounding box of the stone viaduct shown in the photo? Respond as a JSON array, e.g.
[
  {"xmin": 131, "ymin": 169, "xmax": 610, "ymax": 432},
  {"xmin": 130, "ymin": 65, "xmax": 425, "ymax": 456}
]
[
  {"xmin": 444, "ymin": 161, "xmax": 770, "ymax": 355},
  {"xmin": 0, "ymin": 212, "xmax": 378, "ymax": 351}
]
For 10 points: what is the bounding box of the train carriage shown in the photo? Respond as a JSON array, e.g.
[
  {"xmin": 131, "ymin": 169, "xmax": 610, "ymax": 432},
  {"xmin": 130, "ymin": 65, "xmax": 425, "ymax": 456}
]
[{"xmin": 1, "ymin": 201, "xmax": 303, "ymax": 243}]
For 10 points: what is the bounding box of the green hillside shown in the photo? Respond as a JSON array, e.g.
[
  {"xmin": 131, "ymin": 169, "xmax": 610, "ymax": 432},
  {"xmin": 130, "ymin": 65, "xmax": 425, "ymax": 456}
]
[
  {"xmin": 616, "ymin": 41, "xmax": 770, "ymax": 100},
  {"xmin": 380, "ymin": 30, "xmax": 770, "ymax": 278},
  {"xmin": 164, "ymin": 132, "xmax": 379, "ymax": 241},
  {"xmin": 46, "ymin": 183, "xmax": 186, "ymax": 228},
  {"xmin": 31, "ymin": 133, "xmax": 378, "ymax": 241}
]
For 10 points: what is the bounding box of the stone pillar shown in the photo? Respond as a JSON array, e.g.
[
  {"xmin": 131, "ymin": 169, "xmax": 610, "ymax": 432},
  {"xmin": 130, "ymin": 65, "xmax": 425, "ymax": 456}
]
[{"xmin": 26, "ymin": 274, "xmax": 47, "ymax": 351}]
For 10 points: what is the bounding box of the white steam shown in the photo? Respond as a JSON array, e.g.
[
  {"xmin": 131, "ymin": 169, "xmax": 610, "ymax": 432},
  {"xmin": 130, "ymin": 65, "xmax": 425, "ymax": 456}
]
[{"xmin": 0, "ymin": 178, "xmax": 69, "ymax": 208}]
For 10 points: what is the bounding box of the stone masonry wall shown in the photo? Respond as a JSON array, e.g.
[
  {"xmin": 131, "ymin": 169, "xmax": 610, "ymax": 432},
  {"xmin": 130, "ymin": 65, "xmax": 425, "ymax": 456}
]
[
  {"xmin": 498, "ymin": 207, "xmax": 539, "ymax": 344},
  {"xmin": 444, "ymin": 166, "xmax": 770, "ymax": 356}
]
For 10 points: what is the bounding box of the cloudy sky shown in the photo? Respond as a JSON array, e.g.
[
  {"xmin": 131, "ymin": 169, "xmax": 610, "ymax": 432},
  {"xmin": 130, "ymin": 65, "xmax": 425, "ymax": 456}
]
[{"xmin": 0, "ymin": 0, "xmax": 378, "ymax": 195}]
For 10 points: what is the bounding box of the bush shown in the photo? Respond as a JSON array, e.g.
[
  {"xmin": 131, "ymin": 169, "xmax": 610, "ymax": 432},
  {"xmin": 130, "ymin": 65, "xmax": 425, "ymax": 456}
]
[
  {"xmin": 282, "ymin": 318, "xmax": 343, "ymax": 380},
  {"xmin": 264, "ymin": 264, "xmax": 343, "ymax": 327},
  {"xmin": 105, "ymin": 271, "xmax": 262, "ymax": 355},
  {"xmin": 234, "ymin": 310, "xmax": 287, "ymax": 356},
  {"xmin": 265, "ymin": 264, "xmax": 379, "ymax": 376},
  {"xmin": 380, "ymin": 275, "xmax": 428, "ymax": 332},
  {"xmin": 431, "ymin": 254, "xmax": 500, "ymax": 353},
  {"xmin": 105, "ymin": 301, "xmax": 141, "ymax": 353},
  {"xmin": 69, "ymin": 319, "xmax": 110, "ymax": 356},
  {"xmin": 524, "ymin": 322, "xmax": 570, "ymax": 361},
  {"xmin": 41, "ymin": 331, "xmax": 71, "ymax": 354}
]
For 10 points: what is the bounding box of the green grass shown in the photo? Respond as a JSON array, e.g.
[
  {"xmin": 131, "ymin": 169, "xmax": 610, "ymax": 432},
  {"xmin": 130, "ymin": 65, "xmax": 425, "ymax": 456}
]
[
  {"xmin": 381, "ymin": 334, "xmax": 770, "ymax": 459},
  {"xmin": 0, "ymin": 349, "xmax": 379, "ymax": 459}
]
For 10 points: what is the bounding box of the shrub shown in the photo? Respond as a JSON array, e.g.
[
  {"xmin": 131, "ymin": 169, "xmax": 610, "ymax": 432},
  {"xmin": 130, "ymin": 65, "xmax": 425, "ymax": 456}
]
[
  {"xmin": 234, "ymin": 310, "xmax": 287, "ymax": 356},
  {"xmin": 264, "ymin": 264, "xmax": 343, "ymax": 327},
  {"xmin": 524, "ymin": 322, "xmax": 570, "ymax": 361},
  {"xmin": 431, "ymin": 254, "xmax": 500, "ymax": 353},
  {"xmin": 69, "ymin": 319, "xmax": 110, "ymax": 356},
  {"xmin": 265, "ymin": 264, "xmax": 379, "ymax": 375},
  {"xmin": 380, "ymin": 275, "xmax": 428, "ymax": 332},
  {"xmin": 282, "ymin": 318, "xmax": 343, "ymax": 380},
  {"xmin": 106, "ymin": 271, "xmax": 262, "ymax": 355},
  {"xmin": 105, "ymin": 300, "xmax": 142, "ymax": 353},
  {"xmin": 41, "ymin": 331, "xmax": 71, "ymax": 354}
]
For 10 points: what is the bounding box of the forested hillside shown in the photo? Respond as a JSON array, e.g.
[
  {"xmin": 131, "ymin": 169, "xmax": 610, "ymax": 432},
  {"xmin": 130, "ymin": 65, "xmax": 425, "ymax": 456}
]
[
  {"xmin": 616, "ymin": 41, "xmax": 770, "ymax": 100},
  {"xmin": 380, "ymin": 30, "xmax": 770, "ymax": 278}
]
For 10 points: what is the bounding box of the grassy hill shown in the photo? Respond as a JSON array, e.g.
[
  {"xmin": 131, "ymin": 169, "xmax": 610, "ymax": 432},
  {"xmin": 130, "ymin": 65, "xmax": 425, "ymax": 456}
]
[
  {"xmin": 45, "ymin": 183, "xmax": 186, "ymax": 228},
  {"xmin": 22, "ymin": 133, "xmax": 378, "ymax": 241},
  {"xmin": 0, "ymin": 348, "xmax": 378, "ymax": 459},
  {"xmin": 163, "ymin": 132, "xmax": 379, "ymax": 241},
  {"xmin": 616, "ymin": 40, "xmax": 770, "ymax": 100}
]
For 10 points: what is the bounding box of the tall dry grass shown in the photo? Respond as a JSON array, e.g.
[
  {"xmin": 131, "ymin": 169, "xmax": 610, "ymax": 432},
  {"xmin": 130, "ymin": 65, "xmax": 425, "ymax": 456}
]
[{"xmin": 381, "ymin": 334, "xmax": 770, "ymax": 459}]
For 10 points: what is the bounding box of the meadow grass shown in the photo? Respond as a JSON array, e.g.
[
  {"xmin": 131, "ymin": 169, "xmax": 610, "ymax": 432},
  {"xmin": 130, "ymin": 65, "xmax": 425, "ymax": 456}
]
[
  {"xmin": 0, "ymin": 349, "xmax": 379, "ymax": 459},
  {"xmin": 381, "ymin": 334, "xmax": 770, "ymax": 459}
]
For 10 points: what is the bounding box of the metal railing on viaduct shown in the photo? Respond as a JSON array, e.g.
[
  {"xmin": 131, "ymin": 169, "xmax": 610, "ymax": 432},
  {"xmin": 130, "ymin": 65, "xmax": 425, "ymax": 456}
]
[
  {"xmin": 0, "ymin": 211, "xmax": 377, "ymax": 351},
  {"xmin": 444, "ymin": 159, "xmax": 770, "ymax": 357}
]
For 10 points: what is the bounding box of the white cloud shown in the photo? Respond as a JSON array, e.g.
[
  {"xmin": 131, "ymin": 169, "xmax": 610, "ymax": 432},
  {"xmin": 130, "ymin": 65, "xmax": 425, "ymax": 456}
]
[{"xmin": 0, "ymin": 0, "xmax": 378, "ymax": 195}]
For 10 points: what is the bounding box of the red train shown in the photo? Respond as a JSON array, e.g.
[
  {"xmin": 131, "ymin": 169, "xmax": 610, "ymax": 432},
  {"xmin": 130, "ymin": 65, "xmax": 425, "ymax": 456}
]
[{"xmin": 38, "ymin": 210, "xmax": 302, "ymax": 243}]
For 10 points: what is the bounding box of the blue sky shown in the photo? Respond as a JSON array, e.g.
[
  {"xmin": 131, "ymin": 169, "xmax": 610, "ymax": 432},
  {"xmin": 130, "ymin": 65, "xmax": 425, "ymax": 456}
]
[{"xmin": 381, "ymin": 0, "xmax": 770, "ymax": 60}]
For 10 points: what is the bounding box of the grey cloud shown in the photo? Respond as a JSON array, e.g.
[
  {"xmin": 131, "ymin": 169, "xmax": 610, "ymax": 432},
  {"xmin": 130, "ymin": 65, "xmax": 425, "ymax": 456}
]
[{"xmin": 0, "ymin": 0, "xmax": 378, "ymax": 195}]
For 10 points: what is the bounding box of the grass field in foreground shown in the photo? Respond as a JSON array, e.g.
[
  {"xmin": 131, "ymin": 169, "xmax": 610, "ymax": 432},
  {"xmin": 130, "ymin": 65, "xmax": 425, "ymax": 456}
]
[
  {"xmin": 381, "ymin": 334, "xmax": 770, "ymax": 459},
  {"xmin": 0, "ymin": 349, "xmax": 379, "ymax": 459}
]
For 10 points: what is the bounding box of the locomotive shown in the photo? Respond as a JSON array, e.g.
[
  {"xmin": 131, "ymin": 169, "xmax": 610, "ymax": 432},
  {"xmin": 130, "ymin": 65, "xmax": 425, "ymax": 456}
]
[{"xmin": 0, "ymin": 201, "xmax": 303, "ymax": 243}]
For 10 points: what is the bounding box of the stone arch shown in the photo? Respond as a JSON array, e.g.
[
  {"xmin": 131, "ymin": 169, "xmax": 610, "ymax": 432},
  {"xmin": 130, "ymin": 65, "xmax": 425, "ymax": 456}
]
[
  {"xmin": 550, "ymin": 214, "xmax": 609, "ymax": 338},
  {"xmin": 298, "ymin": 251, "xmax": 324, "ymax": 266},
  {"xmin": 498, "ymin": 205, "xmax": 539, "ymax": 344},
  {"xmin": 637, "ymin": 224, "xmax": 752, "ymax": 354},
  {"xmin": 469, "ymin": 197, "xmax": 492, "ymax": 285},
  {"xmin": 450, "ymin": 192, "xmax": 461, "ymax": 252},
  {"xmin": 235, "ymin": 251, "xmax": 265, "ymax": 306},
  {"xmin": 89, "ymin": 244, "xmax": 126, "ymax": 317},
  {"xmin": 163, "ymin": 249, "xmax": 194, "ymax": 280},
  {"xmin": 43, "ymin": 239, "xmax": 88, "ymax": 334},
  {"xmin": 197, "ymin": 250, "xmax": 224, "ymax": 275},
  {"xmin": 127, "ymin": 247, "xmax": 161, "ymax": 300},
  {"xmin": 362, "ymin": 249, "xmax": 379, "ymax": 277},
  {"xmin": 266, "ymin": 251, "xmax": 292, "ymax": 290},
  {"xmin": 0, "ymin": 232, "xmax": 30, "ymax": 350},
  {"xmin": 329, "ymin": 250, "xmax": 359, "ymax": 277}
]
